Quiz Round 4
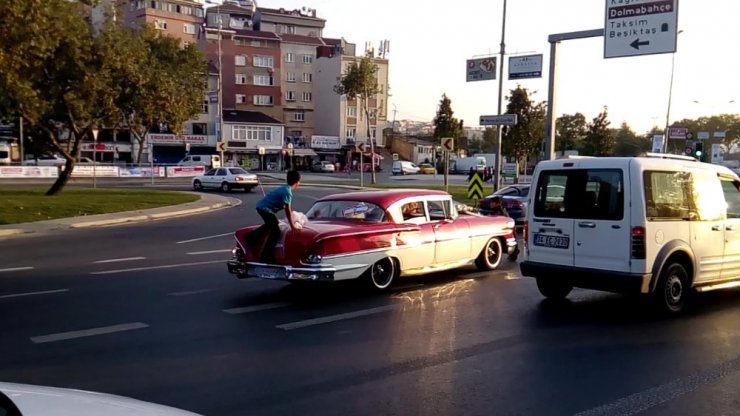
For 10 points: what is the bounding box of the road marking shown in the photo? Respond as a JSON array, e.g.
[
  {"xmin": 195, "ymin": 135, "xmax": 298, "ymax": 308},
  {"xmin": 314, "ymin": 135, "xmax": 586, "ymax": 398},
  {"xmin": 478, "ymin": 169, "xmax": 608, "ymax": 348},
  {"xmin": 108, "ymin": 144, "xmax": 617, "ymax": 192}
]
[
  {"xmin": 176, "ymin": 232, "xmax": 232, "ymax": 244},
  {"xmin": 0, "ymin": 267, "xmax": 34, "ymax": 273},
  {"xmin": 90, "ymin": 260, "xmax": 224, "ymax": 275},
  {"xmin": 574, "ymin": 355, "xmax": 740, "ymax": 416},
  {"xmin": 223, "ymin": 302, "xmax": 290, "ymax": 315},
  {"xmin": 187, "ymin": 249, "xmax": 232, "ymax": 256},
  {"xmin": 93, "ymin": 257, "xmax": 146, "ymax": 264},
  {"xmin": 168, "ymin": 288, "xmax": 219, "ymax": 297},
  {"xmin": 0, "ymin": 289, "xmax": 69, "ymax": 299},
  {"xmin": 30, "ymin": 322, "xmax": 149, "ymax": 344},
  {"xmin": 277, "ymin": 304, "xmax": 399, "ymax": 330}
]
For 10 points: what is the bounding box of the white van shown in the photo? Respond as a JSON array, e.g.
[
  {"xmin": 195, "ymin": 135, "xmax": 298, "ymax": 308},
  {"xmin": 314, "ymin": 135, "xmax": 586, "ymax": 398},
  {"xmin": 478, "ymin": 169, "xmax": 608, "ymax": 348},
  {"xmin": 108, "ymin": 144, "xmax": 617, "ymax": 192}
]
[
  {"xmin": 392, "ymin": 160, "xmax": 420, "ymax": 175},
  {"xmin": 177, "ymin": 154, "xmax": 221, "ymax": 168},
  {"xmin": 0, "ymin": 142, "xmax": 10, "ymax": 165},
  {"xmin": 520, "ymin": 154, "xmax": 740, "ymax": 313}
]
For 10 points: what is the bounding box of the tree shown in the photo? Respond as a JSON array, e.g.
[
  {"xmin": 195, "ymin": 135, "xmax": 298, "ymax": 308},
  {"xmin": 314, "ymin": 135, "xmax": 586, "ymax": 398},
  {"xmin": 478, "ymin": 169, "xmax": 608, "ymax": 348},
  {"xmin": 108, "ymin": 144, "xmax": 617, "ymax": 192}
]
[
  {"xmin": 334, "ymin": 57, "xmax": 381, "ymax": 184},
  {"xmin": 555, "ymin": 113, "xmax": 587, "ymax": 153},
  {"xmin": 0, "ymin": 0, "xmax": 120, "ymax": 194},
  {"xmin": 502, "ymin": 86, "xmax": 546, "ymax": 167},
  {"xmin": 467, "ymin": 127, "xmax": 497, "ymax": 153},
  {"xmin": 613, "ymin": 122, "xmax": 650, "ymax": 156},
  {"xmin": 432, "ymin": 93, "xmax": 463, "ymax": 140},
  {"xmin": 583, "ymin": 107, "xmax": 615, "ymax": 156}
]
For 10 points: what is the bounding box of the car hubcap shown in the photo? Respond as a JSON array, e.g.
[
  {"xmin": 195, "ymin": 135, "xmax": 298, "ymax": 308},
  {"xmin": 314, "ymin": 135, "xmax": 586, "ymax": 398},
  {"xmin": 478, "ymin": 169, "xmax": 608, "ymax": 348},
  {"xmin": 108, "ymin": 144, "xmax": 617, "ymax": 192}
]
[
  {"xmin": 372, "ymin": 259, "xmax": 393, "ymax": 288},
  {"xmin": 487, "ymin": 241, "xmax": 500, "ymax": 265},
  {"xmin": 665, "ymin": 275, "xmax": 683, "ymax": 305}
]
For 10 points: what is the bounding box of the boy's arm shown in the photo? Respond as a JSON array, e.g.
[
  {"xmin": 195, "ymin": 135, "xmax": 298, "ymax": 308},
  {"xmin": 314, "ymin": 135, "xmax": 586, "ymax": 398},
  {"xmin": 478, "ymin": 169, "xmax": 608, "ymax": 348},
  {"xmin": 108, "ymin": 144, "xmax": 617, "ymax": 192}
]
[{"xmin": 284, "ymin": 204, "xmax": 299, "ymax": 232}]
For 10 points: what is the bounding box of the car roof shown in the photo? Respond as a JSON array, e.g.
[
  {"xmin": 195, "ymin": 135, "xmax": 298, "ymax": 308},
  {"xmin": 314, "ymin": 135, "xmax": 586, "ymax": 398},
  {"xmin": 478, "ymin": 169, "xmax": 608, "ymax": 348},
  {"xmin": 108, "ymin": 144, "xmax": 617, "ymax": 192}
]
[
  {"xmin": 318, "ymin": 189, "xmax": 450, "ymax": 207},
  {"xmin": 536, "ymin": 156, "xmax": 738, "ymax": 178}
]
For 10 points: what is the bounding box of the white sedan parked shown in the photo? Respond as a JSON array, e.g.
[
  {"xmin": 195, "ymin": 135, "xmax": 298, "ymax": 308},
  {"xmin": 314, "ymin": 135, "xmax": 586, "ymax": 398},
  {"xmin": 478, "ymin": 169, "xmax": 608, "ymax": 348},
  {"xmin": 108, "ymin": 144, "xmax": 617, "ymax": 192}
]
[
  {"xmin": 192, "ymin": 167, "xmax": 259, "ymax": 192},
  {"xmin": 22, "ymin": 155, "xmax": 66, "ymax": 166}
]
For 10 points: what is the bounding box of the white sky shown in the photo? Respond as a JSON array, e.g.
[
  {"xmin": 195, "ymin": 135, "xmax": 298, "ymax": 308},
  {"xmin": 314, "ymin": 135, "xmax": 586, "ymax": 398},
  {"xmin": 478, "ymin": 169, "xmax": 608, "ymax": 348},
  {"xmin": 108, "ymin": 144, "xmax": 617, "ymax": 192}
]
[{"xmin": 255, "ymin": 0, "xmax": 739, "ymax": 134}]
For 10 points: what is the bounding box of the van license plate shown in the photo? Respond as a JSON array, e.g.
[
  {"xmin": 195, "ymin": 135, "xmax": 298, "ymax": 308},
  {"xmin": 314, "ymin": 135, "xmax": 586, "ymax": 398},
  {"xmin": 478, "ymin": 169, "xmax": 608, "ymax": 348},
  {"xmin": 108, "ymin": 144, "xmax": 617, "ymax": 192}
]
[{"xmin": 533, "ymin": 233, "xmax": 569, "ymax": 249}]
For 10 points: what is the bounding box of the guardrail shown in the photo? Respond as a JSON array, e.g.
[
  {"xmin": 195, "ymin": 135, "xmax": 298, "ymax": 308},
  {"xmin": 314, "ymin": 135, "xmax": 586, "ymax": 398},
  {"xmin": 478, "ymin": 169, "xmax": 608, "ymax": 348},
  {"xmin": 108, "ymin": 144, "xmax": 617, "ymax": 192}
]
[{"xmin": 0, "ymin": 165, "xmax": 207, "ymax": 178}]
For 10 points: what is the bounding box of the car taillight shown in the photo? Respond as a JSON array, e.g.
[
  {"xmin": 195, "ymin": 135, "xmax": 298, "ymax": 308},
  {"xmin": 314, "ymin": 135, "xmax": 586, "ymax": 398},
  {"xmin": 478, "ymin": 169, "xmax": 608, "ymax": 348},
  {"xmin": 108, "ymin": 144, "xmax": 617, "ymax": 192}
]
[
  {"xmin": 631, "ymin": 226, "xmax": 646, "ymax": 259},
  {"xmin": 506, "ymin": 199, "xmax": 523, "ymax": 208}
]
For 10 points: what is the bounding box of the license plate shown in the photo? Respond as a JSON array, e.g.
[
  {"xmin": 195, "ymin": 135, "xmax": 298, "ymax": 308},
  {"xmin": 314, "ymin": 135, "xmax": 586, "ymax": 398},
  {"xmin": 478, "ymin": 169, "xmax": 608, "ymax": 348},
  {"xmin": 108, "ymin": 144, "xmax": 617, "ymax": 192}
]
[
  {"xmin": 251, "ymin": 265, "xmax": 287, "ymax": 279},
  {"xmin": 533, "ymin": 233, "xmax": 570, "ymax": 249}
]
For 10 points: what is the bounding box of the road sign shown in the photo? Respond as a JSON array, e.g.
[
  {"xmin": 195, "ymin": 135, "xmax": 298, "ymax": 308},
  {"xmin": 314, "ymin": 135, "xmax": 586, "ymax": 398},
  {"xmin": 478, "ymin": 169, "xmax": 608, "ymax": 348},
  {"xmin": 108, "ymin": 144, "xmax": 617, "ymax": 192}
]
[
  {"xmin": 508, "ymin": 54, "xmax": 543, "ymax": 80},
  {"xmin": 217, "ymin": 142, "xmax": 226, "ymax": 152},
  {"xmin": 604, "ymin": 0, "xmax": 678, "ymax": 59},
  {"xmin": 466, "ymin": 57, "xmax": 496, "ymax": 82},
  {"xmin": 502, "ymin": 162, "xmax": 518, "ymax": 178},
  {"xmin": 392, "ymin": 153, "xmax": 399, "ymax": 161},
  {"xmin": 684, "ymin": 147, "xmax": 692, "ymax": 156},
  {"xmin": 441, "ymin": 137, "xmax": 454, "ymax": 152},
  {"xmin": 685, "ymin": 132, "xmax": 694, "ymax": 140},
  {"xmin": 668, "ymin": 127, "xmax": 689, "ymax": 139},
  {"xmin": 479, "ymin": 114, "xmax": 518, "ymax": 126},
  {"xmin": 287, "ymin": 143, "xmax": 294, "ymax": 150},
  {"xmin": 258, "ymin": 146, "xmax": 265, "ymax": 155},
  {"xmin": 697, "ymin": 131, "xmax": 710, "ymax": 140},
  {"xmin": 467, "ymin": 172, "xmax": 484, "ymax": 200},
  {"xmin": 356, "ymin": 142, "xmax": 366, "ymax": 152}
]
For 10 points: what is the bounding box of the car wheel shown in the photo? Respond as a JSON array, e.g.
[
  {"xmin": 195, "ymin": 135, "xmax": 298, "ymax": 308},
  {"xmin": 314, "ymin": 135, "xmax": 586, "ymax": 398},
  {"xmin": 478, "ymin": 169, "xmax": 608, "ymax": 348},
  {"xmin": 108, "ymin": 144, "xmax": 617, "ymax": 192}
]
[
  {"xmin": 221, "ymin": 182, "xmax": 231, "ymax": 192},
  {"xmin": 654, "ymin": 262, "xmax": 689, "ymax": 314},
  {"xmin": 244, "ymin": 186, "xmax": 253, "ymax": 193},
  {"xmin": 193, "ymin": 180, "xmax": 203, "ymax": 191},
  {"xmin": 366, "ymin": 257, "xmax": 396, "ymax": 291},
  {"xmin": 475, "ymin": 238, "xmax": 503, "ymax": 271},
  {"xmin": 536, "ymin": 277, "xmax": 573, "ymax": 299}
]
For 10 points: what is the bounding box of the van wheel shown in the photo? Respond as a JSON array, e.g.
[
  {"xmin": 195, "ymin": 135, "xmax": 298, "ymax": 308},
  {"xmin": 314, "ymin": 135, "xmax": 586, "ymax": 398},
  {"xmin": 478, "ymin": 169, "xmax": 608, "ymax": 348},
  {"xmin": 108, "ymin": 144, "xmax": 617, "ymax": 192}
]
[
  {"xmin": 536, "ymin": 278, "xmax": 573, "ymax": 299},
  {"xmin": 365, "ymin": 257, "xmax": 395, "ymax": 291},
  {"xmin": 193, "ymin": 180, "xmax": 203, "ymax": 191},
  {"xmin": 654, "ymin": 263, "xmax": 689, "ymax": 314},
  {"xmin": 475, "ymin": 238, "xmax": 503, "ymax": 271},
  {"xmin": 220, "ymin": 182, "xmax": 231, "ymax": 192}
]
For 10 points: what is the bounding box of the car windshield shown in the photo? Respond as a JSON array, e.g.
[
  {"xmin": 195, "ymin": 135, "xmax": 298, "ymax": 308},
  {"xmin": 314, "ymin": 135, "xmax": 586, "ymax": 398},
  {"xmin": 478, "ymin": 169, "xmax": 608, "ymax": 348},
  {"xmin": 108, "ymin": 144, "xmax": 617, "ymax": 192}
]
[
  {"xmin": 306, "ymin": 200, "xmax": 387, "ymax": 223},
  {"xmin": 228, "ymin": 168, "xmax": 248, "ymax": 175}
]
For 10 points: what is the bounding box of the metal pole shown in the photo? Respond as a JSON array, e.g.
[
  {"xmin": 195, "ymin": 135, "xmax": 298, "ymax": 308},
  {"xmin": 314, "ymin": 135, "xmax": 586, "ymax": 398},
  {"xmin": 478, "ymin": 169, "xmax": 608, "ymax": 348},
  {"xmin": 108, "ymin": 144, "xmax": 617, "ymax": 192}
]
[
  {"xmin": 149, "ymin": 143, "xmax": 154, "ymax": 186},
  {"xmin": 545, "ymin": 40, "xmax": 559, "ymax": 161},
  {"xmin": 444, "ymin": 151, "xmax": 449, "ymax": 193},
  {"xmin": 19, "ymin": 116, "xmax": 24, "ymax": 163},
  {"xmin": 493, "ymin": 0, "xmax": 507, "ymax": 192},
  {"xmin": 93, "ymin": 145, "xmax": 97, "ymax": 189},
  {"xmin": 217, "ymin": 13, "xmax": 225, "ymax": 165},
  {"xmin": 663, "ymin": 30, "xmax": 683, "ymax": 153}
]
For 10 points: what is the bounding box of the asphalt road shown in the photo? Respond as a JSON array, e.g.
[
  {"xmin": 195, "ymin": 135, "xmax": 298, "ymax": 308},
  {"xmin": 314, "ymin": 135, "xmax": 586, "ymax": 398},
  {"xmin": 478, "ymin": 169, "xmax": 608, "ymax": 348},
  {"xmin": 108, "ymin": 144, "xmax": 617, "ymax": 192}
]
[{"xmin": 1, "ymin": 184, "xmax": 740, "ymax": 416}]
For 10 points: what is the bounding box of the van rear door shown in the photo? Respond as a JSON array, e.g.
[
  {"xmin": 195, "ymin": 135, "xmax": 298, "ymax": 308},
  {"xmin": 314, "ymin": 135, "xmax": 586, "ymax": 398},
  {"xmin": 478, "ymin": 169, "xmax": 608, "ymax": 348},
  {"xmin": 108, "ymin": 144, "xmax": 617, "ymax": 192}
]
[{"xmin": 529, "ymin": 169, "xmax": 575, "ymax": 267}]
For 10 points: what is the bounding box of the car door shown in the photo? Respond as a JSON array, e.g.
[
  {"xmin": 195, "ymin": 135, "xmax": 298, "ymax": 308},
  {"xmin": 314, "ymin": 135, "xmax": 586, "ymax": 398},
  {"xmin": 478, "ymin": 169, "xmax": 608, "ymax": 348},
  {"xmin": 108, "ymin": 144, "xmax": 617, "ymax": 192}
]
[
  {"xmin": 719, "ymin": 177, "xmax": 740, "ymax": 280},
  {"xmin": 396, "ymin": 201, "xmax": 436, "ymax": 271},
  {"xmin": 528, "ymin": 168, "xmax": 576, "ymax": 267},
  {"xmin": 681, "ymin": 169, "xmax": 725, "ymax": 283},
  {"xmin": 201, "ymin": 169, "xmax": 217, "ymax": 187},
  {"xmin": 214, "ymin": 168, "xmax": 228, "ymax": 186},
  {"xmin": 571, "ymin": 165, "xmax": 631, "ymax": 272},
  {"xmin": 428, "ymin": 199, "xmax": 471, "ymax": 264}
]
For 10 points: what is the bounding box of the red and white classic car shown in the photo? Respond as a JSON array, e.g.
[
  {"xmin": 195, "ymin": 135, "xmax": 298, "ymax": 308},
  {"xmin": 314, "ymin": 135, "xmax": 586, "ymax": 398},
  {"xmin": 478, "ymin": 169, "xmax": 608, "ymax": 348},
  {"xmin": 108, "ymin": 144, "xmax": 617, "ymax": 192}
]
[{"xmin": 227, "ymin": 189, "xmax": 517, "ymax": 290}]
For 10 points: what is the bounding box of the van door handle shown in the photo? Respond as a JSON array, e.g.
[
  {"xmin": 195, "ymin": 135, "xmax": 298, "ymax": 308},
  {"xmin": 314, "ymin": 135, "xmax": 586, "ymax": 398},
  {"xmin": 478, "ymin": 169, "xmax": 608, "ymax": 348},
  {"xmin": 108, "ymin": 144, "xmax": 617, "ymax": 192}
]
[
  {"xmin": 578, "ymin": 222, "xmax": 596, "ymax": 228},
  {"xmin": 712, "ymin": 225, "xmax": 722, "ymax": 231},
  {"xmin": 726, "ymin": 225, "xmax": 736, "ymax": 231}
]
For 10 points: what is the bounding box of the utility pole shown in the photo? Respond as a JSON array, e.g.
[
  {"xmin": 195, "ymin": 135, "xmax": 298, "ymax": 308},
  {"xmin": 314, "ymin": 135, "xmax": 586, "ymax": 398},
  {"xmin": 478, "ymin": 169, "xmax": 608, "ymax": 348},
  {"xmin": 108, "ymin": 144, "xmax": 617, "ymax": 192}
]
[
  {"xmin": 217, "ymin": 10, "xmax": 225, "ymax": 165},
  {"xmin": 493, "ymin": 0, "xmax": 507, "ymax": 192}
]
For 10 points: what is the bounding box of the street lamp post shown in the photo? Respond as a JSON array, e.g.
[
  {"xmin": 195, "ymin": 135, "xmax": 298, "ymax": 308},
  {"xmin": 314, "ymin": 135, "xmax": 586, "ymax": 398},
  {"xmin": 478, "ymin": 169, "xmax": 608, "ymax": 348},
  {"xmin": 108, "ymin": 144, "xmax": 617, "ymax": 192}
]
[
  {"xmin": 663, "ymin": 30, "xmax": 683, "ymax": 153},
  {"xmin": 493, "ymin": 0, "xmax": 507, "ymax": 192},
  {"xmin": 217, "ymin": 11, "xmax": 225, "ymax": 166}
]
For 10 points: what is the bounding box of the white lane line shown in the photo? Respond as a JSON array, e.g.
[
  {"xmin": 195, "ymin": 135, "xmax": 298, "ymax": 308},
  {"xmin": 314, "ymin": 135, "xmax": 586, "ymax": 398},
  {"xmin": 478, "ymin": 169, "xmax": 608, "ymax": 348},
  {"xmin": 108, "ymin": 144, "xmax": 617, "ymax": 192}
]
[
  {"xmin": 30, "ymin": 322, "xmax": 149, "ymax": 344},
  {"xmin": 176, "ymin": 233, "xmax": 232, "ymax": 244},
  {"xmin": 187, "ymin": 249, "xmax": 233, "ymax": 256},
  {"xmin": 222, "ymin": 302, "xmax": 290, "ymax": 315},
  {"xmin": 0, "ymin": 267, "xmax": 35, "ymax": 273},
  {"xmin": 90, "ymin": 260, "xmax": 224, "ymax": 275},
  {"xmin": 92, "ymin": 257, "xmax": 146, "ymax": 264},
  {"xmin": 276, "ymin": 304, "xmax": 399, "ymax": 330},
  {"xmin": 0, "ymin": 289, "xmax": 69, "ymax": 299},
  {"xmin": 168, "ymin": 288, "xmax": 219, "ymax": 297}
]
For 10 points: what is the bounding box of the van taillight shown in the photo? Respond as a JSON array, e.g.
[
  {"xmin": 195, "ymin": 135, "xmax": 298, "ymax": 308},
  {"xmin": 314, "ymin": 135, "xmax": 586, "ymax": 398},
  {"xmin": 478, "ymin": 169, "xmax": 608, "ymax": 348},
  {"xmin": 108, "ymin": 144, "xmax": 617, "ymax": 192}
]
[
  {"xmin": 523, "ymin": 221, "xmax": 529, "ymax": 247},
  {"xmin": 631, "ymin": 226, "xmax": 645, "ymax": 259}
]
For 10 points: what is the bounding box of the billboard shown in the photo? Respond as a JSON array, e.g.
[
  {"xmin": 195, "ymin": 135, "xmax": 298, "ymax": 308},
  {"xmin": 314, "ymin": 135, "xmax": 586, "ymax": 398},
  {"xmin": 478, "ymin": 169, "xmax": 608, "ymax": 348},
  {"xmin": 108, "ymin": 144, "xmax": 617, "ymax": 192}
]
[
  {"xmin": 466, "ymin": 57, "xmax": 496, "ymax": 82},
  {"xmin": 508, "ymin": 54, "xmax": 543, "ymax": 79}
]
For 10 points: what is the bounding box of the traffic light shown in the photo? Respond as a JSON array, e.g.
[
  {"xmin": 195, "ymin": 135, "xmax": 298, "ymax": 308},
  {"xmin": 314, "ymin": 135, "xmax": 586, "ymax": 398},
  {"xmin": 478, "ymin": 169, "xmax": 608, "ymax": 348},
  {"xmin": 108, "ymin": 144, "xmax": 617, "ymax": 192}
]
[{"xmin": 694, "ymin": 142, "xmax": 703, "ymax": 159}]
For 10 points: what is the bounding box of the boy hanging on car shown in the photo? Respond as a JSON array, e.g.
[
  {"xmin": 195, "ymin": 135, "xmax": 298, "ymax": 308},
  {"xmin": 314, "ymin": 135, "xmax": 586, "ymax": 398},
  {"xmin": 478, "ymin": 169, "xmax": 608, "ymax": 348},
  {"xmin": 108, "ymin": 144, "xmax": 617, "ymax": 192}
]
[{"xmin": 254, "ymin": 170, "xmax": 301, "ymax": 263}]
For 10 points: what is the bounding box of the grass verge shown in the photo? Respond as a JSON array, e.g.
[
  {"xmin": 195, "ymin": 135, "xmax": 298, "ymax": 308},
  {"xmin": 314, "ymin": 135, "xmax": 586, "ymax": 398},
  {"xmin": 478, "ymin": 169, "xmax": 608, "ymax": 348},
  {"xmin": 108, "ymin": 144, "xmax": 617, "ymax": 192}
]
[{"xmin": 0, "ymin": 187, "xmax": 200, "ymax": 225}]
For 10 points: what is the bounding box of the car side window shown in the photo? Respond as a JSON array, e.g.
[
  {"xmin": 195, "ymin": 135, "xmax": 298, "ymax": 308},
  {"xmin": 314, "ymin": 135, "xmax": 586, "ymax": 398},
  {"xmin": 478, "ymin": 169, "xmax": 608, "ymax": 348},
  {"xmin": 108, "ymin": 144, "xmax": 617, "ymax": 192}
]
[
  {"xmin": 427, "ymin": 199, "xmax": 451, "ymax": 221},
  {"xmin": 216, "ymin": 168, "xmax": 227, "ymax": 176},
  {"xmin": 721, "ymin": 179, "xmax": 740, "ymax": 219},
  {"xmin": 204, "ymin": 169, "xmax": 216, "ymax": 176},
  {"xmin": 401, "ymin": 202, "xmax": 426, "ymax": 224}
]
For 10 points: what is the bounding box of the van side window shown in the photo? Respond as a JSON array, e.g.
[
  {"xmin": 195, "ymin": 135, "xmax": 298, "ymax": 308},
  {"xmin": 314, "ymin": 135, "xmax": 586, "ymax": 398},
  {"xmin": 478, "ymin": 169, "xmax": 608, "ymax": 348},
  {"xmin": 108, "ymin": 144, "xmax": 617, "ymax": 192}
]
[
  {"xmin": 690, "ymin": 171, "xmax": 724, "ymax": 221},
  {"xmin": 533, "ymin": 169, "xmax": 623, "ymax": 220},
  {"xmin": 721, "ymin": 179, "xmax": 740, "ymax": 219},
  {"xmin": 643, "ymin": 171, "xmax": 691, "ymax": 220},
  {"xmin": 533, "ymin": 172, "xmax": 569, "ymax": 218},
  {"xmin": 581, "ymin": 170, "xmax": 624, "ymax": 221}
]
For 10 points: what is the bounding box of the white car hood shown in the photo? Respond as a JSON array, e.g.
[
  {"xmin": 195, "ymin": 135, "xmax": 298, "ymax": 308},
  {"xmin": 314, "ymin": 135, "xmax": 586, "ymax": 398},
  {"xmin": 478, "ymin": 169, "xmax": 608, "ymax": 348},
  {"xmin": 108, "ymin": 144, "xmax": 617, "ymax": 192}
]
[{"xmin": 0, "ymin": 382, "xmax": 201, "ymax": 416}]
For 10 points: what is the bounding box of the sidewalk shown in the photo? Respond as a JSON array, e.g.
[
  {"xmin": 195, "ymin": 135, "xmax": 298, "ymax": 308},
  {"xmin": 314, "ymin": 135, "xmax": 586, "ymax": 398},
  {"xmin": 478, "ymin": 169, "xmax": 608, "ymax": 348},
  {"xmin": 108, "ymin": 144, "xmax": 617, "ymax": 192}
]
[{"xmin": 0, "ymin": 192, "xmax": 242, "ymax": 238}]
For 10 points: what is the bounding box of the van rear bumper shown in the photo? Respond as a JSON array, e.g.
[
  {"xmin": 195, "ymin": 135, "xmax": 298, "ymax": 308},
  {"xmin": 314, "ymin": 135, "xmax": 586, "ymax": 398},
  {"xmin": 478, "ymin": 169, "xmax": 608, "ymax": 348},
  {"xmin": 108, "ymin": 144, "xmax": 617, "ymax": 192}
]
[{"xmin": 520, "ymin": 261, "xmax": 652, "ymax": 294}]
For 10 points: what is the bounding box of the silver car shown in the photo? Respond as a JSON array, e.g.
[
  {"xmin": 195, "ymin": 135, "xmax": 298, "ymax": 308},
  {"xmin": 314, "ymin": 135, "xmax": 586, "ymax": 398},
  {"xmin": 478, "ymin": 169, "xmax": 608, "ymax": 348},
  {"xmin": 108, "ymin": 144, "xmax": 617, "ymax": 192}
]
[{"xmin": 192, "ymin": 167, "xmax": 259, "ymax": 192}]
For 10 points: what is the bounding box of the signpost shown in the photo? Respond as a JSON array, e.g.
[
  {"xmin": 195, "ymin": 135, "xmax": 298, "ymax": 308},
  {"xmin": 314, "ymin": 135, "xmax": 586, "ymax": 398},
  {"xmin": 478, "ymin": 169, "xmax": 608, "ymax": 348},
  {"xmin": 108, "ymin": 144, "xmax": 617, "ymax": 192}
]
[
  {"xmin": 287, "ymin": 143, "xmax": 294, "ymax": 170},
  {"xmin": 440, "ymin": 137, "xmax": 454, "ymax": 190},
  {"xmin": 218, "ymin": 141, "xmax": 226, "ymax": 166},
  {"xmin": 508, "ymin": 54, "xmax": 543, "ymax": 80},
  {"xmin": 604, "ymin": 0, "xmax": 678, "ymax": 59},
  {"xmin": 441, "ymin": 137, "xmax": 455, "ymax": 152},
  {"xmin": 258, "ymin": 146, "xmax": 265, "ymax": 171},
  {"xmin": 479, "ymin": 114, "xmax": 518, "ymax": 126},
  {"xmin": 467, "ymin": 172, "xmax": 484, "ymax": 200},
  {"xmin": 92, "ymin": 128, "xmax": 99, "ymax": 189},
  {"xmin": 465, "ymin": 57, "xmax": 496, "ymax": 82}
]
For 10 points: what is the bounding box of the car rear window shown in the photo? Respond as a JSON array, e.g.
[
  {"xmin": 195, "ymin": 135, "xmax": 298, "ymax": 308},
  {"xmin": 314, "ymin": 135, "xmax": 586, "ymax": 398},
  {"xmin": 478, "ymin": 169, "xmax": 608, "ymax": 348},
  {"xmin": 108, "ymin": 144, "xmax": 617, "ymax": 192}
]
[
  {"xmin": 306, "ymin": 200, "xmax": 387, "ymax": 223},
  {"xmin": 229, "ymin": 168, "xmax": 248, "ymax": 175},
  {"xmin": 533, "ymin": 169, "xmax": 624, "ymax": 220}
]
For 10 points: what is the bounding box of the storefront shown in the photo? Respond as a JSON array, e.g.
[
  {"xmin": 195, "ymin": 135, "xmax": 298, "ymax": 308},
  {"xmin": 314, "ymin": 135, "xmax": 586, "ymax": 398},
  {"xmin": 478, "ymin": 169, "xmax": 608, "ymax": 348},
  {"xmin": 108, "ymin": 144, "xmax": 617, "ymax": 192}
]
[
  {"xmin": 80, "ymin": 142, "xmax": 133, "ymax": 163},
  {"xmin": 145, "ymin": 134, "xmax": 214, "ymax": 164}
]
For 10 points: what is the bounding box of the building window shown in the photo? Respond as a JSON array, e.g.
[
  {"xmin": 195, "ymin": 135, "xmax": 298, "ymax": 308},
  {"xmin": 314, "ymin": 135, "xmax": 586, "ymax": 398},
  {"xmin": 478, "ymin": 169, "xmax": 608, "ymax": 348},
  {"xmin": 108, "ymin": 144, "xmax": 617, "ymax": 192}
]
[
  {"xmin": 302, "ymin": 54, "xmax": 313, "ymax": 64},
  {"xmin": 155, "ymin": 19, "xmax": 167, "ymax": 30},
  {"xmin": 302, "ymin": 92, "xmax": 312, "ymax": 102},
  {"xmin": 286, "ymin": 91, "xmax": 296, "ymax": 102},
  {"xmin": 192, "ymin": 123, "xmax": 207, "ymax": 135},
  {"xmin": 346, "ymin": 127, "xmax": 356, "ymax": 138},
  {"xmin": 235, "ymin": 55, "xmax": 247, "ymax": 66},
  {"xmin": 250, "ymin": 40, "xmax": 261, "ymax": 47},
  {"xmin": 235, "ymin": 74, "xmax": 247, "ymax": 85},
  {"xmin": 346, "ymin": 106, "xmax": 357, "ymax": 117},
  {"xmin": 302, "ymin": 73, "xmax": 312, "ymax": 83},
  {"xmin": 236, "ymin": 94, "xmax": 246, "ymax": 104},
  {"xmin": 253, "ymin": 55, "xmax": 274, "ymax": 68},
  {"xmin": 183, "ymin": 23, "xmax": 196, "ymax": 34},
  {"xmin": 286, "ymin": 72, "xmax": 296, "ymax": 82},
  {"xmin": 233, "ymin": 126, "xmax": 272, "ymax": 141},
  {"xmin": 232, "ymin": 126, "xmax": 247, "ymax": 141},
  {"xmin": 285, "ymin": 53, "xmax": 294, "ymax": 63},
  {"xmin": 370, "ymin": 127, "xmax": 376, "ymax": 138},
  {"xmin": 201, "ymin": 99, "xmax": 208, "ymax": 113},
  {"xmin": 294, "ymin": 111, "xmax": 305, "ymax": 122},
  {"xmin": 253, "ymin": 75, "xmax": 273, "ymax": 86},
  {"xmin": 254, "ymin": 95, "xmax": 274, "ymax": 106}
]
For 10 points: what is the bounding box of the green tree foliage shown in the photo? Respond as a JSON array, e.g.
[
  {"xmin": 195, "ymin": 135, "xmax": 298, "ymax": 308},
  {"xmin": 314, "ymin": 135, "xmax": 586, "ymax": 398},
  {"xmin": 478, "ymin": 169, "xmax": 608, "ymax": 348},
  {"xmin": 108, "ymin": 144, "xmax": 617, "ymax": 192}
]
[
  {"xmin": 582, "ymin": 107, "xmax": 615, "ymax": 156},
  {"xmin": 669, "ymin": 114, "xmax": 740, "ymax": 153},
  {"xmin": 334, "ymin": 57, "xmax": 381, "ymax": 184},
  {"xmin": 502, "ymin": 86, "xmax": 546, "ymax": 165},
  {"xmin": 613, "ymin": 122, "xmax": 650, "ymax": 156},
  {"xmin": 467, "ymin": 127, "xmax": 497, "ymax": 154},
  {"xmin": 432, "ymin": 94, "xmax": 463, "ymax": 140},
  {"xmin": 555, "ymin": 113, "xmax": 587, "ymax": 153}
]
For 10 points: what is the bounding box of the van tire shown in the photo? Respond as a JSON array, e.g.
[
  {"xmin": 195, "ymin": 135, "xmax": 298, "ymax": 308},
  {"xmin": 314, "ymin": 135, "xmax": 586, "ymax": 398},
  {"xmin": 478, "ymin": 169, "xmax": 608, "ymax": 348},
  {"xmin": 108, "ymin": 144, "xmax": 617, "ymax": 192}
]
[
  {"xmin": 475, "ymin": 238, "xmax": 503, "ymax": 271},
  {"xmin": 653, "ymin": 262, "xmax": 689, "ymax": 314},
  {"xmin": 221, "ymin": 182, "xmax": 231, "ymax": 192},
  {"xmin": 536, "ymin": 278, "xmax": 573, "ymax": 299}
]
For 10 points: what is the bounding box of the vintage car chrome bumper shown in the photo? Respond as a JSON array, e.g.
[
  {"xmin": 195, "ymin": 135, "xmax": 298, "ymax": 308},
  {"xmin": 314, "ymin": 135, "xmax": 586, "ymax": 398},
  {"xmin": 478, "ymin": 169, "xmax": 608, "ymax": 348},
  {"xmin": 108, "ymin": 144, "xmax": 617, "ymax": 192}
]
[
  {"xmin": 227, "ymin": 259, "xmax": 367, "ymax": 281},
  {"xmin": 505, "ymin": 236, "xmax": 518, "ymax": 253}
]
